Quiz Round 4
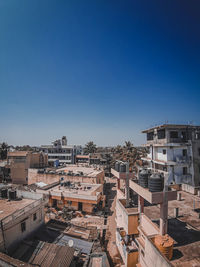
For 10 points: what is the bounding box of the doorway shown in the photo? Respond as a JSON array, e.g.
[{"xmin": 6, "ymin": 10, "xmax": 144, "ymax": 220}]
[{"xmin": 78, "ymin": 202, "xmax": 83, "ymax": 211}]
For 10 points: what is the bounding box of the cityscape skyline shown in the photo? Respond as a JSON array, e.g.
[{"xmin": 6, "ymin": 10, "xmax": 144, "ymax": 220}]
[{"xmin": 0, "ymin": 1, "xmax": 200, "ymax": 146}]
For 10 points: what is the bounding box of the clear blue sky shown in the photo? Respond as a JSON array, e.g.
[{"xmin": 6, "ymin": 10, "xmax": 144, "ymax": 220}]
[{"xmin": 0, "ymin": 0, "xmax": 200, "ymax": 146}]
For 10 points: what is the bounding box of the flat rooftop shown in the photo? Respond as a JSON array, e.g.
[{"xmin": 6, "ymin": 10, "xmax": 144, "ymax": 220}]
[
  {"xmin": 144, "ymin": 191, "xmax": 200, "ymax": 266},
  {"xmin": 0, "ymin": 199, "xmax": 35, "ymax": 220},
  {"xmin": 57, "ymin": 165, "xmax": 103, "ymax": 177},
  {"xmin": 47, "ymin": 183, "xmax": 102, "ymax": 197},
  {"xmin": 118, "ymin": 199, "xmax": 138, "ymax": 215},
  {"xmin": 142, "ymin": 124, "xmax": 200, "ymax": 133}
]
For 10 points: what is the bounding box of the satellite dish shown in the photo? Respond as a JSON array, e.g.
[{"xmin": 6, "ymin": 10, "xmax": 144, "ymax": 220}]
[{"xmin": 68, "ymin": 239, "xmax": 74, "ymax": 247}]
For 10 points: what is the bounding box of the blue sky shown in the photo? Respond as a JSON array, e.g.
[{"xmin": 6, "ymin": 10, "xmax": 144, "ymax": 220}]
[{"xmin": 0, "ymin": 0, "xmax": 200, "ymax": 146}]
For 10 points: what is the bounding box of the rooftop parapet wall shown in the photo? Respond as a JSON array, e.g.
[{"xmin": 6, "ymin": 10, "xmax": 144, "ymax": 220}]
[{"xmin": 0, "ymin": 199, "xmax": 43, "ymax": 227}]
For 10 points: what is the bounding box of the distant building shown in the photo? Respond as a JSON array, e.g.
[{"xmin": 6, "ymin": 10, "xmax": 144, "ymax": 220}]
[
  {"xmin": 7, "ymin": 151, "xmax": 48, "ymax": 184},
  {"xmin": 28, "ymin": 165, "xmax": 105, "ymax": 185},
  {"xmin": 41, "ymin": 136, "xmax": 82, "ymax": 166},
  {"xmin": 142, "ymin": 124, "xmax": 200, "ymax": 186}
]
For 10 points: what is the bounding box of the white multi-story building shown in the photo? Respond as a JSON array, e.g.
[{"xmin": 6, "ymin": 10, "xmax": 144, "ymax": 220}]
[
  {"xmin": 41, "ymin": 136, "xmax": 82, "ymax": 166},
  {"xmin": 142, "ymin": 124, "xmax": 200, "ymax": 186}
]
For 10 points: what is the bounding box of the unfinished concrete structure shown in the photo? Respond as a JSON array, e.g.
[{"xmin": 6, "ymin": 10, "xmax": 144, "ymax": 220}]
[
  {"xmin": 7, "ymin": 151, "xmax": 48, "ymax": 184},
  {"xmin": 115, "ymin": 199, "xmax": 139, "ymax": 266},
  {"xmin": 142, "ymin": 124, "xmax": 200, "ymax": 187},
  {"xmin": 0, "ymin": 189, "xmax": 44, "ymax": 253},
  {"xmin": 112, "ymin": 164, "xmax": 179, "ymax": 267}
]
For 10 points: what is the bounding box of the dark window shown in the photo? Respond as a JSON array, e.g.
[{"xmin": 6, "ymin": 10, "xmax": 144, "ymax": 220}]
[
  {"xmin": 181, "ymin": 131, "xmax": 187, "ymax": 140},
  {"xmin": 198, "ymin": 148, "xmax": 200, "ymax": 156},
  {"xmin": 183, "ymin": 149, "xmax": 187, "ymax": 157},
  {"xmin": 196, "ymin": 133, "xmax": 200, "ymax": 140},
  {"xmin": 170, "ymin": 131, "xmax": 178, "ymax": 139},
  {"xmin": 183, "ymin": 167, "xmax": 187, "ymax": 175},
  {"xmin": 33, "ymin": 213, "xmax": 37, "ymax": 221},
  {"xmin": 158, "ymin": 129, "xmax": 166, "ymax": 139},
  {"xmin": 163, "ymin": 149, "xmax": 166, "ymax": 155},
  {"xmin": 147, "ymin": 132, "xmax": 154, "ymax": 141},
  {"xmin": 141, "ymin": 250, "xmax": 145, "ymax": 257},
  {"xmin": 21, "ymin": 222, "xmax": 26, "ymax": 232},
  {"xmin": 199, "ymin": 165, "xmax": 200, "ymax": 174}
]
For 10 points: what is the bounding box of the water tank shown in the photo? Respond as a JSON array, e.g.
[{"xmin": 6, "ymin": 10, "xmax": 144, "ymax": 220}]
[
  {"xmin": 139, "ymin": 169, "xmax": 150, "ymax": 188},
  {"xmin": 148, "ymin": 173, "xmax": 164, "ymax": 192},
  {"xmin": 9, "ymin": 190, "xmax": 17, "ymax": 200},
  {"xmin": 154, "ymin": 234, "xmax": 174, "ymax": 260},
  {"xmin": 120, "ymin": 163, "xmax": 126, "ymax": 173},
  {"xmin": 115, "ymin": 161, "xmax": 120, "ymax": 172},
  {"xmin": 0, "ymin": 188, "xmax": 8, "ymax": 198}
]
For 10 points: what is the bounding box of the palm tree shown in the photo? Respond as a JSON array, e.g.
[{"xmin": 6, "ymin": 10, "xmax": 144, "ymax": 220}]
[
  {"xmin": 84, "ymin": 141, "xmax": 97, "ymax": 154},
  {"xmin": 124, "ymin": 141, "xmax": 133, "ymax": 152},
  {"xmin": 115, "ymin": 145, "xmax": 123, "ymax": 154}
]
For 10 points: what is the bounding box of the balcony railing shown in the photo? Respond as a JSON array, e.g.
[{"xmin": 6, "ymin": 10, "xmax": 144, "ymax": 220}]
[{"xmin": 174, "ymin": 173, "xmax": 192, "ymax": 184}]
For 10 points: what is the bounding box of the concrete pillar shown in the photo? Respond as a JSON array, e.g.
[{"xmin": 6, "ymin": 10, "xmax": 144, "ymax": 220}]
[
  {"xmin": 177, "ymin": 192, "xmax": 181, "ymax": 201},
  {"xmin": 160, "ymin": 200, "xmax": 168, "ymax": 236},
  {"xmin": 197, "ymin": 191, "xmax": 200, "ymax": 197},
  {"xmin": 174, "ymin": 207, "xmax": 179, "ymax": 218},
  {"xmin": 117, "ymin": 178, "xmax": 120, "ymax": 190},
  {"xmin": 138, "ymin": 196, "xmax": 144, "ymax": 213}
]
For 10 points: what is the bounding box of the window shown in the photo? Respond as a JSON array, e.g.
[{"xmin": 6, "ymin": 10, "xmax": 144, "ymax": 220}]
[
  {"xmin": 141, "ymin": 249, "xmax": 145, "ymax": 257},
  {"xmin": 147, "ymin": 132, "xmax": 154, "ymax": 141},
  {"xmin": 33, "ymin": 213, "xmax": 37, "ymax": 221},
  {"xmin": 181, "ymin": 131, "xmax": 187, "ymax": 140},
  {"xmin": 196, "ymin": 132, "xmax": 200, "ymax": 140},
  {"xmin": 198, "ymin": 148, "xmax": 200, "ymax": 156},
  {"xmin": 199, "ymin": 165, "xmax": 200, "ymax": 174},
  {"xmin": 21, "ymin": 221, "xmax": 26, "ymax": 232},
  {"xmin": 163, "ymin": 149, "xmax": 166, "ymax": 155},
  {"xmin": 158, "ymin": 129, "xmax": 166, "ymax": 139},
  {"xmin": 183, "ymin": 167, "xmax": 187, "ymax": 175},
  {"xmin": 183, "ymin": 149, "xmax": 187, "ymax": 157},
  {"xmin": 170, "ymin": 131, "xmax": 178, "ymax": 139}
]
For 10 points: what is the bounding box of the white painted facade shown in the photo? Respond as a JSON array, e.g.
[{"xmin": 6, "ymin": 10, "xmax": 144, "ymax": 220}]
[
  {"xmin": 41, "ymin": 136, "xmax": 82, "ymax": 165},
  {"xmin": 142, "ymin": 125, "xmax": 200, "ymax": 186}
]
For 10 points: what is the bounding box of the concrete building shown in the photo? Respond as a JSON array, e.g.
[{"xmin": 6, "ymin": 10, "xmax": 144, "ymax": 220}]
[
  {"xmin": 7, "ymin": 151, "xmax": 48, "ymax": 184},
  {"xmin": 0, "ymin": 188, "xmax": 44, "ymax": 253},
  {"xmin": 28, "ymin": 165, "xmax": 105, "ymax": 185},
  {"xmin": 41, "ymin": 136, "xmax": 82, "ymax": 165},
  {"xmin": 37, "ymin": 182, "xmax": 105, "ymax": 213},
  {"xmin": 142, "ymin": 124, "xmax": 200, "ymax": 186},
  {"xmin": 115, "ymin": 199, "xmax": 139, "ymax": 266}
]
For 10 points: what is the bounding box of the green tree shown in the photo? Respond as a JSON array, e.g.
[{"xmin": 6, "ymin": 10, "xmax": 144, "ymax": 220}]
[
  {"xmin": 124, "ymin": 141, "xmax": 133, "ymax": 152},
  {"xmin": 84, "ymin": 141, "xmax": 97, "ymax": 154},
  {"xmin": 0, "ymin": 142, "xmax": 9, "ymax": 160}
]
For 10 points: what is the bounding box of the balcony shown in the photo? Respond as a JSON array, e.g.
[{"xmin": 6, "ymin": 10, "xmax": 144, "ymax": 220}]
[
  {"xmin": 174, "ymin": 173, "xmax": 192, "ymax": 184},
  {"xmin": 116, "ymin": 228, "xmax": 138, "ymax": 264},
  {"xmin": 174, "ymin": 156, "xmax": 191, "ymax": 164},
  {"xmin": 169, "ymin": 137, "xmax": 188, "ymax": 143}
]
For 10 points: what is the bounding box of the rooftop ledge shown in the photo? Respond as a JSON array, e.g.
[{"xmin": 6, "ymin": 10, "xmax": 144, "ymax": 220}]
[
  {"xmin": 129, "ymin": 180, "xmax": 177, "ymax": 204},
  {"xmin": 111, "ymin": 168, "xmax": 136, "ymax": 179}
]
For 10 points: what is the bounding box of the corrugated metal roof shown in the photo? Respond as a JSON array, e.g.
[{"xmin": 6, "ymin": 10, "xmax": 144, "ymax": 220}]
[
  {"xmin": 55, "ymin": 233, "xmax": 93, "ymax": 255},
  {"xmin": 12, "ymin": 241, "xmax": 74, "ymax": 267}
]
